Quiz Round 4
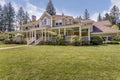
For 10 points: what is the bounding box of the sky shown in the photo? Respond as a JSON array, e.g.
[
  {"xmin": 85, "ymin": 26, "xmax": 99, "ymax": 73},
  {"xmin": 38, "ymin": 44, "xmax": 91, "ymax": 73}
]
[{"xmin": 0, "ymin": 0, "xmax": 120, "ymax": 21}]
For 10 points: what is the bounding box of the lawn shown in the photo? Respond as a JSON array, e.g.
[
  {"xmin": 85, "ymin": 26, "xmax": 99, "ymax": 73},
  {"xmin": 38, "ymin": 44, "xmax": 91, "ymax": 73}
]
[
  {"xmin": 0, "ymin": 45, "xmax": 120, "ymax": 80},
  {"xmin": 0, "ymin": 44, "xmax": 24, "ymax": 48}
]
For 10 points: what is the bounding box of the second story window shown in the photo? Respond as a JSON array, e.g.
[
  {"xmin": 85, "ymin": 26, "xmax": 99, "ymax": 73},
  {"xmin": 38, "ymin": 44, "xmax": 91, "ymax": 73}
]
[
  {"xmin": 44, "ymin": 19, "xmax": 47, "ymax": 25},
  {"xmin": 42, "ymin": 17, "xmax": 50, "ymax": 26},
  {"xmin": 56, "ymin": 20, "xmax": 62, "ymax": 26},
  {"xmin": 65, "ymin": 19, "xmax": 71, "ymax": 25}
]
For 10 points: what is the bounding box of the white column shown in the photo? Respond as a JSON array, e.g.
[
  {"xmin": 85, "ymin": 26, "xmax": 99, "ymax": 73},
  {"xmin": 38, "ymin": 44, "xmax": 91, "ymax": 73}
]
[
  {"xmin": 51, "ymin": 17, "xmax": 53, "ymax": 27},
  {"xmin": 88, "ymin": 28, "xmax": 91, "ymax": 41},
  {"xmin": 42, "ymin": 29, "xmax": 43, "ymax": 40},
  {"xmin": 26, "ymin": 32, "xmax": 28, "ymax": 45},
  {"xmin": 79, "ymin": 26, "xmax": 82, "ymax": 39},
  {"xmin": 35, "ymin": 30, "xmax": 36, "ymax": 43},
  {"xmin": 64, "ymin": 28, "xmax": 66, "ymax": 36},
  {"xmin": 48, "ymin": 33, "xmax": 50, "ymax": 41},
  {"xmin": 45, "ymin": 29, "xmax": 46, "ymax": 41},
  {"xmin": 30, "ymin": 31, "xmax": 32, "ymax": 39}
]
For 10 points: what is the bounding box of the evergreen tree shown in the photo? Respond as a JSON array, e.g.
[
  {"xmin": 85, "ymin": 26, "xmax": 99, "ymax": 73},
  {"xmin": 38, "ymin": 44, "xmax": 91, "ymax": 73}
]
[
  {"xmin": 0, "ymin": 5, "xmax": 3, "ymax": 31},
  {"xmin": 79, "ymin": 16, "xmax": 82, "ymax": 20},
  {"xmin": 16, "ymin": 7, "xmax": 25, "ymax": 25},
  {"xmin": 2, "ymin": 4, "xmax": 8, "ymax": 32},
  {"xmin": 103, "ymin": 13, "xmax": 110, "ymax": 20},
  {"xmin": 2, "ymin": 2, "xmax": 15, "ymax": 32},
  {"xmin": 83, "ymin": 9, "xmax": 90, "ymax": 20},
  {"xmin": 23, "ymin": 11, "xmax": 30, "ymax": 24},
  {"xmin": 46, "ymin": 0, "xmax": 56, "ymax": 15},
  {"xmin": 110, "ymin": 5, "xmax": 120, "ymax": 24},
  {"xmin": 97, "ymin": 13, "xmax": 102, "ymax": 21},
  {"xmin": 7, "ymin": 2, "xmax": 15, "ymax": 31}
]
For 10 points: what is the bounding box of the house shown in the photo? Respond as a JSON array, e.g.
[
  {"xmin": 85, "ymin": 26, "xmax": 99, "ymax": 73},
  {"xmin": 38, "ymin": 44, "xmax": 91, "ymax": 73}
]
[
  {"xmin": 7, "ymin": 0, "xmax": 120, "ymax": 45},
  {"xmin": 20, "ymin": 12, "xmax": 91, "ymax": 45},
  {"xmin": 10, "ymin": 13, "xmax": 120, "ymax": 45}
]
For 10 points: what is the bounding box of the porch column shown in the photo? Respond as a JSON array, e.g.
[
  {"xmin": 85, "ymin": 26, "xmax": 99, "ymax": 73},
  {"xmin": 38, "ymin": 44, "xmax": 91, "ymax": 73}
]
[
  {"xmin": 26, "ymin": 32, "xmax": 28, "ymax": 41},
  {"xmin": 35, "ymin": 30, "xmax": 36, "ymax": 43},
  {"xmin": 64, "ymin": 28, "xmax": 66, "ymax": 36},
  {"xmin": 79, "ymin": 26, "xmax": 82, "ymax": 39},
  {"xmin": 32, "ymin": 31, "xmax": 34, "ymax": 39},
  {"xmin": 42, "ymin": 29, "xmax": 43, "ymax": 40},
  {"xmin": 88, "ymin": 28, "xmax": 91, "ymax": 41},
  {"xmin": 45, "ymin": 29, "xmax": 46, "ymax": 41},
  {"xmin": 48, "ymin": 33, "xmax": 50, "ymax": 41},
  {"xmin": 30, "ymin": 31, "xmax": 32, "ymax": 39}
]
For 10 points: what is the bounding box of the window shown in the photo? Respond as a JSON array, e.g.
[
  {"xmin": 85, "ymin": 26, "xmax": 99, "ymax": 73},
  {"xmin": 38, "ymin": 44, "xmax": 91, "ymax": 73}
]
[
  {"xmin": 42, "ymin": 17, "xmax": 50, "ymax": 26},
  {"xmin": 65, "ymin": 19, "xmax": 71, "ymax": 25},
  {"xmin": 55, "ymin": 20, "xmax": 62, "ymax": 26}
]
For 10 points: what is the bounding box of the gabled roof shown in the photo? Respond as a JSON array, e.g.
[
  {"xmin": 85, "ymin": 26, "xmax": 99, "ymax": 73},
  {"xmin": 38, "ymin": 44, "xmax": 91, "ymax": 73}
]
[
  {"xmin": 80, "ymin": 20, "xmax": 94, "ymax": 24},
  {"xmin": 52, "ymin": 15, "xmax": 74, "ymax": 19},
  {"xmin": 92, "ymin": 20, "xmax": 120, "ymax": 34}
]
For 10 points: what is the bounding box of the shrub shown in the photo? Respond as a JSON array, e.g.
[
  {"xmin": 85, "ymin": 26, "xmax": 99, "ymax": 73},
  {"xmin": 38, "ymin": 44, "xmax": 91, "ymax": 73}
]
[
  {"xmin": 82, "ymin": 40, "xmax": 90, "ymax": 46},
  {"xmin": 4, "ymin": 39, "xmax": 12, "ymax": 44},
  {"xmin": 104, "ymin": 41, "xmax": 119, "ymax": 44},
  {"xmin": 71, "ymin": 36, "xmax": 82, "ymax": 46},
  {"xmin": 56, "ymin": 35, "xmax": 67, "ymax": 45},
  {"xmin": 111, "ymin": 34, "xmax": 120, "ymax": 41},
  {"xmin": 0, "ymin": 33, "xmax": 8, "ymax": 41},
  {"xmin": 91, "ymin": 36, "xmax": 103, "ymax": 45}
]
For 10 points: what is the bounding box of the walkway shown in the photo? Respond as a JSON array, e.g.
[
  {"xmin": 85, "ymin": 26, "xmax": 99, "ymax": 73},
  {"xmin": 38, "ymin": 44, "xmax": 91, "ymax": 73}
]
[{"xmin": 0, "ymin": 45, "xmax": 28, "ymax": 50}]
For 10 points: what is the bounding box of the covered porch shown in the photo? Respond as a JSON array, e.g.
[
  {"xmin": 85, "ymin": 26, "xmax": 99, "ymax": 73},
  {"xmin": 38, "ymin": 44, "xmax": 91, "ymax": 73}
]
[{"xmin": 25, "ymin": 24, "xmax": 91, "ymax": 45}]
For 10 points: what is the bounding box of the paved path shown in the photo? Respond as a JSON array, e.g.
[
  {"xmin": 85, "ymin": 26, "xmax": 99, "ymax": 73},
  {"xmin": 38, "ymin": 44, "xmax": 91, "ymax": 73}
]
[{"xmin": 0, "ymin": 45, "xmax": 28, "ymax": 50}]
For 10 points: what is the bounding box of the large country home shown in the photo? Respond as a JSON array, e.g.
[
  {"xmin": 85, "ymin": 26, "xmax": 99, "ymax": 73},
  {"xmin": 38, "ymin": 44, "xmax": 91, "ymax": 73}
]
[{"xmin": 7, "ymin": 0, "xmax": 120, "ymax": 45}]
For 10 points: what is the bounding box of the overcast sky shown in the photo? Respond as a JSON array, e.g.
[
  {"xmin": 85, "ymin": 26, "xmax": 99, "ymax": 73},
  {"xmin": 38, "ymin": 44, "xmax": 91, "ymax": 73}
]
[{"xmin": 0, "ymin": 0, "xmax": 119, "ymax": 21}]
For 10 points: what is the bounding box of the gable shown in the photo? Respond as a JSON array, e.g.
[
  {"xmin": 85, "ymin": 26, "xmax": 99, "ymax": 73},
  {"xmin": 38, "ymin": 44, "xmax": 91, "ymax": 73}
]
[{"xmin": 40, "ymin": 12, "xmax": 51, "ymax": 20}]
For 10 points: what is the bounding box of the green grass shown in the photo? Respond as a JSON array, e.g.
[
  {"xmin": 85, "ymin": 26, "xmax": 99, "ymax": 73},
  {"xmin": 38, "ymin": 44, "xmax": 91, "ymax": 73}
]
[
  {"xmin": 0, "ymin": 45, "xmax": 120, "ymax": 80},
  {"xmin": 0, "ymin": 44, "xmax": 24, "ymax": 48}
]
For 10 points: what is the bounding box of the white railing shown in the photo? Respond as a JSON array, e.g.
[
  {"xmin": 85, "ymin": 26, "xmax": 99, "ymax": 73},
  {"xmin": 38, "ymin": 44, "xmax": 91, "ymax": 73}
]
[
  {"xmin": 27, "ymin": 37, "xmax": 36, "ymax": 45},
  {"xmin": 35, "ymin": 37, "xmax": 43, "ymax": 45},
  {"xmin": 82, "ymin": 36, "xmax": 89, "ymax": 41}
]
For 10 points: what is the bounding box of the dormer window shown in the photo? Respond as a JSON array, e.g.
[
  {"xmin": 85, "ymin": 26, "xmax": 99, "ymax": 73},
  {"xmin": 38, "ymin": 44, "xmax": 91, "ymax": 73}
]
[
  {"xmin": 42, "ymin": 17, "xmax": 50, "ymax": 26},
  {"xmin": 44, "ymin": 19, "xmax": 47, "ymax": 25},
  {"xmin": 56, "ymin": 20, "xmax": 62, "ymax": 26}
]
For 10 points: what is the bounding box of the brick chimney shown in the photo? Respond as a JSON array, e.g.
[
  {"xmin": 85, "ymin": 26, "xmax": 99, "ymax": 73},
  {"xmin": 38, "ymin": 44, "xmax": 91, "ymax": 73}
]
[{"xmin": 32, "ymin": 15, "xmax": 36, "ymax": 22}]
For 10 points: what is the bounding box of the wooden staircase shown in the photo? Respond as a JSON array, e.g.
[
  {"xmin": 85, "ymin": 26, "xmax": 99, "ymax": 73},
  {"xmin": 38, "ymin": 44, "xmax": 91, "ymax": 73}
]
[{"xmin": 27, "ymin": 37, "xmax": 43, "ymax": 45}]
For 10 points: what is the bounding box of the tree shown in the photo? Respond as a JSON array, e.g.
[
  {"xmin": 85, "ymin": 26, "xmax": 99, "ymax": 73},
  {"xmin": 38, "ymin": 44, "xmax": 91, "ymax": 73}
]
[
  {"xmin": 23, "ymin": 11, "xmax": 30, "ymax": 24},
  {"xmin": 46, "ymin": 0, "xmax": 56, "ymax": 15},
  {"xmin": 83, "ymin": 9, "xmax": 90, "ymax": 20},
  {"xmin": 2, "ymin": 4, "xmax": 8, "ymax": 32},
  {"xmin": 16, "ymin": 7, "xmax": 25, "ymax": 25},
  {"xmin": 97, "ymin": 13, "xmax": 102, "ymax": 21},
  {"xmin": 7, "ymin": 2, "xmax": 15, "ymax": 31},
  {"xmin": 103, "ymin": 13, "xmax": 110, "ymax": 20},
  {"xmin": 79, "ymin": 16, "xmax": 82, "ymax": 20},
  {"xmin": 0, "ymin": 5, "xmax": 3, "ymax": 31},
  {"xmin": 110, "ymin": 5, "xmax": 120, "ymax": 24},
  {"xmin": 2, "ymin": 2, "xmax": 15, "ymax": 32}
]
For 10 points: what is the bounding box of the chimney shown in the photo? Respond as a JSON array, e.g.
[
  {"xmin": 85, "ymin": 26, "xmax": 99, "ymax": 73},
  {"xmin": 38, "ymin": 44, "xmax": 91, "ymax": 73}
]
[
  {"xmin": 32, "ymin": 15, "xmax": 36, "ymax": 22},
  {"xmin": 62, "ymin": 13, "xmax": 64, "ymax": 16}
]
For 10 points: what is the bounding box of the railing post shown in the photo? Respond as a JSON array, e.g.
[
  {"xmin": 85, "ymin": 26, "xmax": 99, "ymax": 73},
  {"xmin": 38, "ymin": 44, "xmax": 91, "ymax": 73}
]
[
  {"xmin": 35, "ymin": 30, "xmax": 36, "ymax": 44},
  {"xmin": 64, "ymin": 28, "xmax": 66, "ymax": 36},
  {"xmin": 42, "ymin": 29, "xmax": 43, "ymax": 41},
  {"xmin": 79, "ymin": 26, "xmax": 82, "ymax": 39},
  {"xmin": 45, "ymin": 29, "xmax": 46, "ymax": 42},
  {"xmin": 88, "ymin": 28, "xmax": 91, "ymax": 41}
]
